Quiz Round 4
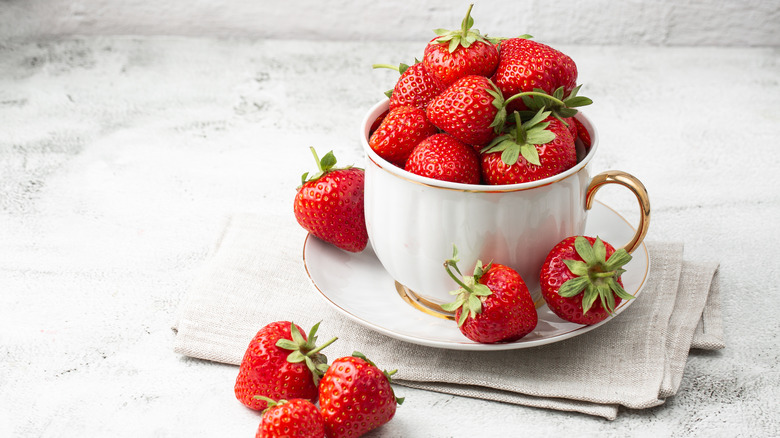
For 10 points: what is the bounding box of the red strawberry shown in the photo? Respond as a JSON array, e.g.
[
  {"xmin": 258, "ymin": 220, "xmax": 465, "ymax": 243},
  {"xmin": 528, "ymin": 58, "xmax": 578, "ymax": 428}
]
[
  {"xmin": 294, "ymin": 148, "xmax": 368, "ymax": 252},
  {"xmin": 426, "ymin": 75, "xmax": 507, "ymax": 146},
  {"xmin": 441, "ymin": 247, "xmax": 537, "ymax": 343},
  {"xmin": 368, "ymin": 105, "xmax": 438, "ymax": 167},
  {"xmin": 319, "ymin": 352, "xmax": 403, "ymax": 438},
  {"xmin": 422, "ymin": 4, "xmax": 499, "ymax": 86},
  {"xmin": 572, "ymin": 117, "xmax": 592, "ymax": 149},
  {"xmin": 373, "ymin": 61, "xmax": 446, "ymax": 111},
  {"xmin": 540, "ymin": 236, "xmax": 635, "ymax": 325},
  {"xmin": 404, "ymin": 133, "xmax": 482, "ymax": 184},
  {"xmin": 368, "ymin": 109, "xmax": 389, "ymax": 136},
  {"xmin": 480, "ymin": 110, "xmax": 577, "ymax": 184},
  {"xmin": 492, "ymin": 37, "xmax": 578, "ymax": 112},
  {"xmin": 253, "ymin": 397, "xmax": 325, "ymax": 438},
  {"xmin": 235, "ymin": 321, "xmax": 336, "ymax": 411}
]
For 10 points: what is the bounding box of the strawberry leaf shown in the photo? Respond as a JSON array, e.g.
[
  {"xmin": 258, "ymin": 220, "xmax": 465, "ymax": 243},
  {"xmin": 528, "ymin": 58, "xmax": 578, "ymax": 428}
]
[
  {"xmin": 593, "ymin": 237, "xmax": 607, "ymax": 263},
  {"xmin": 609, "ymin": 278, "xmax": 636, "ymax": 301},
  {"xmin": 473, "ymin": 284, "xmax": 492, "ymax": 296},
  {"xmin": 605, "ymin": 248, "xmax": 632, "ymax": 271},
  {"xmin": 458, "ymin": 309, "xmax": 470, "ymax": 326},
  {"xmin": 525, "ymin": 128, "xmax": 555, "ymax": 145},
  {"xmin": 290, "ymin": 323, "xmax": 306, "ymax": 345},
  {"xmin": 501, "ymin": 146, "xmax": 521, "ymax": 166},
  {"xmin": 581, "ymin": 284, "xmax": 598, "ymax": 313},
  {"xmin": 276, "ymin": 339, "xmax": 299, "ymax": 350},
  {"xmin": 440, "ymin": 298, "xmax": 465, "ymax": 312},
  {"xmin": 600, "ymin": 283, "xmax": 616, "ymax": 313},
  {"xmin": 574, "ymin": 236, "xmax": 599, "ymax": 265},
  {"xmin": 287, "ymin": 351, "xmax": 305, "ymax": 363},
  {"xmin": 563, "ymin": 259, "xmax": 589, "ymax": 276},
  {"xmin": 519, "ymin": 144, "xmax": 540, "ymax": 166},
  {"xmin": 559, "ymin": 275, "xmax": 590, "ymax": 297},
  {"xmin": 565, "ymin": 96, "xmax": 593, "ymax": 108},
  {"xmin": 319, "ymin": 151, "xmax": 337, "ymax": 172}
]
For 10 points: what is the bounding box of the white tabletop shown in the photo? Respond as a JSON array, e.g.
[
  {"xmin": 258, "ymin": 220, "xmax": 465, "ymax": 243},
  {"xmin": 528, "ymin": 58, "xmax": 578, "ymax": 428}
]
[{"xmin": 1, "ymin": 36, "xmax": 778, "ymax": 437}]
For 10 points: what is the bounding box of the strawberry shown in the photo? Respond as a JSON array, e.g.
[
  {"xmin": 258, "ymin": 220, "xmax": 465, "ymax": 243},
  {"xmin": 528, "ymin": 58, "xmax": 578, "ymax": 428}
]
[
  {"xmin": 422, "ymin": 4, "xmax": 499, "ymax": 86},
  {"xmin": 492, "ymin": 37, "xmax": 578, "ymax": 112},
  {"xmin": 373, "ymin": 61, "xmax": 446, "ymax": 111},
  {"xmin": 368, "ymin": 105, "xmax": 438, "ymax": 167},
  {"xmin": 318, "ymin": 352, "xmax": 403, "ymax": 438},
  {"xmin": 294, "ymin": 148, "xmax": 368, "ymax": 252},
  {"xmin": 253, "ymin": 397, "xmax": 325, "ymax": 438},
  {"xmin": 441, "ymin": 246, "xmax": 537, "ymax": 343},
  {"xmin": 235, "ymin": 321, "xmax": 336, "ymax": 411},
  {"xmin": 480, "ymin": 110, "xmax": 577, "ymax": 184},
  {"xmin": 404, "ymin": 133, "xmax": 482, "ymax": 184},
  {"xmin": 572, "ymin": 116, "xmax": 592, "ymax": 149},
  {"xmin": 426, "ymin": 75, "xmax": 507, "ymax": 146},
  {"xmin": 540, "ymin": 236, "xmax": 635, "ymax": 325}
]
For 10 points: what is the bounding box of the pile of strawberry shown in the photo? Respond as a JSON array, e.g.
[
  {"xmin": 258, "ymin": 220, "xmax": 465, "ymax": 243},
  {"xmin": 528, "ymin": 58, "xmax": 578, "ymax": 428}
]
[
  {"xmin": 234, "ymin": 321, "xmax": 403, "ymax": 437},
  {"xmin": 369, "ymin": 4, "xmax": 592, "ymax": 185}
]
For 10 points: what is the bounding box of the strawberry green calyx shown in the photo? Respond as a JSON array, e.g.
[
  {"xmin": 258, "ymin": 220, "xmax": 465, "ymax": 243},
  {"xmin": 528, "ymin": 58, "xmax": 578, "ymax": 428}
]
[
  {"xmin": 276, "ymin": 322, "xmax": 337, "ymax": 385},
  {"xmin": 441, "ymin": 245, "xmax": 494, "ymax": 327},
  {"xmin": 253, "ymin": 396, "xmax": 288, "ymax": 413},
  {"xmin": 351, "ymin": 351, "xmax": 405, "ymax": 404},
  {"xmin": 482, "ymin": 110, "xmax": 556, "ymax": 167},
  {"xmin": 372, "ymin": 60, "xmax": 419, "ymax": 97},
  {"xmin": 486, "ymin": 79, "xmax": 509, "ymax": 134},
  {"xmin": 432, "ymin": 4, "xmax": 490, "ymax": 53},
  {"xmin": 519, "ymin": 85, "xmax": 593, "ymax": 126},
  {"xmin": 487, "ymin": 33, "xmax": 531, "ymax": 45},
  {"xmin": 299, "ymin": 147, "xmax": 359, "ymax": 187},
  {"xmin": 560, "ymin": 236, "xmax": 635, "ymax": 315}
]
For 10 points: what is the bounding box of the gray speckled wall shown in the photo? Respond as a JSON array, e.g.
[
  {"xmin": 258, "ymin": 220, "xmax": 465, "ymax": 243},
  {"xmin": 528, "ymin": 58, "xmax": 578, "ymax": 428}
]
[{"xmin": 1, "ymin": 0, "xmax": 779, "ymax": 46}]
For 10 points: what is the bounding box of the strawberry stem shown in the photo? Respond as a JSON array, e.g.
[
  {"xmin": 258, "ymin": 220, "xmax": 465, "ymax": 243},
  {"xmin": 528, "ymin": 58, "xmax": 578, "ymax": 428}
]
[
  {"xmin": 504, "ymin": 91, "xmax": 566, "ymax": 108},
  {"xmin": 444, "ymin": 259, "xmax": 473, "ymax": 293},
  {"xmin": 460, "ymin": 4, "xmax": 475, "ymax": 38},
  {"xmin": 372, "ymin": 63, "xmax": 400, "ymax": 71},
  {"xmin": 307, "ymin": 335, "xmax": 337, "ymax": 356}
]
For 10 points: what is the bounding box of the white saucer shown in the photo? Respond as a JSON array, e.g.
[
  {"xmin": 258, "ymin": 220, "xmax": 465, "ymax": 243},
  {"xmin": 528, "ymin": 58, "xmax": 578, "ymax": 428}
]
[{"xmin": 303, "ymin": 201, "xmax": 650, "ymax": 351}]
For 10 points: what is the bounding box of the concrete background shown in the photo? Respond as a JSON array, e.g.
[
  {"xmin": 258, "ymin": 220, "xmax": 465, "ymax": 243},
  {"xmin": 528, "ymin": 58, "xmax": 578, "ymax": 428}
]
[
  {"xmin": 1, "ymin": 0, "xmax": 779, "ymax": 46},
  {"xmin": 2, "ymin": 1, "xmax": 780, "ymax": 437}
]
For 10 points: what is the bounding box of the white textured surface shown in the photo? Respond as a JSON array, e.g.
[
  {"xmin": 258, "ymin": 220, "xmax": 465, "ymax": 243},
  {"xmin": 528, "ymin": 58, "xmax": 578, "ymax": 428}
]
[
  {"xmin": 1, "ymin": 36, "xmax": 779, "ymax": 436},
  {"xmin": 1, "ymin": 1, "xmax": 779, "ymax": 46}
]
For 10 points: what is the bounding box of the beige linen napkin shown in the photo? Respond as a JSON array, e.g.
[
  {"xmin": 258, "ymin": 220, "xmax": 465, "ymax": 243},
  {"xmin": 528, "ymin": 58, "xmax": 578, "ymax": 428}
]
[{"xmin": 173, "ymin": 213, "xmax": 724, "ymax": 420}]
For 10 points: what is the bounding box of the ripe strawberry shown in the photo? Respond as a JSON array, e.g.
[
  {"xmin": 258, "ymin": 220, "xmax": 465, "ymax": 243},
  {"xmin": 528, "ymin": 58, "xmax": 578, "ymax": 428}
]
[
  {"xmin": 572, "ymin": 117, "xmax": 592, "ymax": 149},
  {"xmin": 253, "ymin": 397, "xmax": 325, "ymax": 438},
  {"xmin": 404, "ymin": 133, "xmax": 482, "ymax": 184},
  {"xmin": 368, "ymin": 105, "xmax": 438, "ymax": 167},
  {"xmin": 235, "ymin": 321, "xmax": 336, "ymax": 411},
  {"xmin": 426, "ymin": 75, "xmax": 507, "ymax": 146},
  {"xmin": 540, "ymin": 236, "xmax": 635, "ymax": 325},
  {"xmin": 373, "ymin": 61, "xmax": 446, "ymax": 111},
  {"xmin": 422, "ymin": 4, "xmax": 499, "ymax": 86},
  {"xmin": 480, "ymin": 110, "xmax": 577, "ymax": 184},
  {"xmin": 441, "ymin": 246, "xmax": 537, "ymax": 343},
  {"xmin": 319, "ymin": 352, "xmax": 403, "ymax": 438},
  {"xmin": 294, "ymin": 148, "xmax": 368, "ymax": 252},
  {"xmin": 492, "ymin": 37, "xmax": 578, "ymax": 112}
]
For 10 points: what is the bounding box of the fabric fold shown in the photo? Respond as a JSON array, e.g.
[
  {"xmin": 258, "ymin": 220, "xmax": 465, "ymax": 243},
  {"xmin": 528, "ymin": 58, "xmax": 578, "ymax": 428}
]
[{"xmin": 172, "ymin": 213, "xmax": 724, "ymax": 420}]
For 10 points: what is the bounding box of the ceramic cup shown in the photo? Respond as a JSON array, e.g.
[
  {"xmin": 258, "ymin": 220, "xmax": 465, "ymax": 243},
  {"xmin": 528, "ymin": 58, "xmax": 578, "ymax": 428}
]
[{"xmin": 361, "ymin": 99, "xmax": 650, "ymax": 315}]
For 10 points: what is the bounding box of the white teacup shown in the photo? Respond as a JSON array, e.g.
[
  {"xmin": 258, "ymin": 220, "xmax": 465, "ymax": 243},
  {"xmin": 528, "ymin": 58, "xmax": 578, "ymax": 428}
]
[{"xmin": 361, "ymin": 99, "xmax": 650, "ymax": 313}]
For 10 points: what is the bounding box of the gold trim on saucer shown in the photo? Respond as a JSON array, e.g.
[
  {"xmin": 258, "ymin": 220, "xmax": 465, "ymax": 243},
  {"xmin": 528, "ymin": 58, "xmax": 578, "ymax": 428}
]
[{"xmin": 395, "ymin": 282, "xmax": 455, "ymax": 320}]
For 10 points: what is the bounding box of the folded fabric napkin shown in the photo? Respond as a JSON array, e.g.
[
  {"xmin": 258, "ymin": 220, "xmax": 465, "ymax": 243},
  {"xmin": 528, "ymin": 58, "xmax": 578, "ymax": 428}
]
[{"xmin": 172, "ymin": 213, "xmax": 724, "ymax": 420}]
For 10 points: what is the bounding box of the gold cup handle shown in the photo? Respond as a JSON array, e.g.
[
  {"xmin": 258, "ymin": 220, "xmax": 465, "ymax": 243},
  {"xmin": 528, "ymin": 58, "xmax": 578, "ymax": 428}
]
[{"xmin": 585, "ymin": 171, "xmax": 651, "ymax": 254}]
